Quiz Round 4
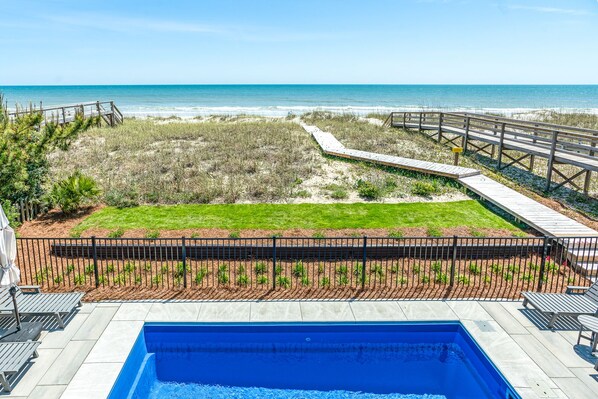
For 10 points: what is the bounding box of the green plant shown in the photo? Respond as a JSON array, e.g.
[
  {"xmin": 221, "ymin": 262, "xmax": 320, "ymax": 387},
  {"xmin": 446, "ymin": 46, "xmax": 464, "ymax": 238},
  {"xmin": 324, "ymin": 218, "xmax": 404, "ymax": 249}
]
[
  {"xmin": 390, "ymin": 265, "xmax": 400, "ymax": 274},
  {"xmin": 457, "ymin": 275, "xmax": 470, "ymax": 285},
  {"xmin": 53, "ymin": 274, "xmax": 64, "ymax": 284},
  {"xmin": 255, "ymin": 262, "xmax": 267, "ymax": 275},
  {"xmin": 468, "ymin": 262, "xmax": 482, "ymax": 275},
  {"xmin": 237, "ymin": 274, "xmax": 250, "ymax": 287},
  {"xmin": 97, "ymin": 274, "xmax": 107, "ymax": 284},
  {"xmin": 151, "ymin": 275, "xmax": 162, "ymax": 285},
  {"xmin": 507, "ymin": 265, "xmax": 519, "ymax": 274},
  {"xmin": 338, "ymin": 275, "xmax": 349, "ymax": 285},
  {"xmin": 388, "ymin": 230, "xmax": 403, "ymax": 238},
  {"xmin": 353, "ymin": 263, "xmax": 363, "ymax": 276},
  {"xmin": 411, "ymin": 180, "xmax": 440, "ymax": 197},
  {"xmin": 336, "ymin": 264, "xmax": 349, "ymax": 276},
  {"xmin": 49, "ymin": 171, "xmax": 100, "ymax": 214},
  {"xmin": 238, "ymin": 265, "xmax": 245, "ymax": 274},
  {"xmin": 135, "ymin": 275, "xmax": 142, "ymax": 284},
  {"xmin": 194, "ymin": 268, "xmax": 208, "ymax": 284},
  {"xmin": 356, "ymin": 179, "xmax": 382, "ymax": 200},
  {"xmin": 190, "ymin": 233, "xmax": 200, "ymax": 238},
  {"xmin": 370, "ymin": 263, "xmax": 384, "ymax": 279},
  {"xmin": 421, "ymin": 275, "xmax": 430, "ymax": 284},
  {"xmin": 143, "ymin": 263, "xmax": 152, "ymax": 272},
  {"xmin": 66, "ymin": 264, "xmax": 75, "ymax": 274},
  {"xmin": 74, "ymin": 274, "xmax": 85, "ymax": 285},
  {"xmin": 546, "ymin": 261, "xmax": 559, "ymax": 273},
  {"xmin": 312, "ymin": 231, "xmax": 325, "ymax": 239},
  {"xmin": 218, "ymin": 264, "xmax": 229, "ymax": 284},
  {"xmin": 106, "ymin": 264, "xmax": 115, "ymax": 273},
  {"xmin": 300, "ymin": 276, "xmax": 310, "ymax": 286},
  {"xmin": 426, "ymin": 227, "xmax": 442, "ymax": 237},
  {"xmin": 107, "ymin": 228, "xmax": 125, "ymax": 238},
  {"xmin": 275, "ymin": 265, "xmax": 283, "ymax": 276},
  {"xmin": 328, "ymin": 185, "xmax": 348, "ymax": 200},
  {"xmin": 257, "ymin": 275, "xmax": 269, "ymax": 285},
  {"xmin": 431, "ymin": 261, "xmax": 442, "ymax": 273},
  {"xmin": 84, "ymin": 264, "xmax": 94, "ymax": 275},
  {"xmin": 318, "ymin": 263, "xmax": 325, "ymax": 274},
  {"xmin": 469, "ymin": 228, "xmax": 486, "ymax": 238},
  {"xmin": 483, "ymin": 275, "xmax": 491, "ymax": 284},
  {"xmin": 123, "ymin": 262, "xmax": 135, "ymax": 274},
  {"xmin": 145, "ymin": 230, "xmax": 160, "ymax": 239},
  {"xmin": 104, "ymin": 188, "xmax": 139, "ymax": 208},
  {"xmin": 174, "ymin": 262, "xmax": 186, "ymax": 278},
  {"xmin": 228, "ymin": 231, "xmax": 240, "ymax": 238},
  {"xmin": 114, "ymin": 273, "xmax": 127, "ymax": 285},
  {"xmin": 320, "ymin": 277, "xmax": 331, "ymax": 287},
  {"xmin": 160, "ymin": 265, "xmax": 169, "ymax": 275},
  {"xmin": 490, "ymin": 264, "xmax": 502, "ymax": 274},
  {"xmin": 292, "ymin": 261, "xmax": 306, "ymax": 277},
  {"xmin": 397, "ymin": 277, "xmax": 407, "ymax": 285},
  {"xmin": 293, "ymin": 189, "xmax": 311, "ymax": 198},
  {"xmin": 435, "ymin": 273, "xmax": 448, "ymax": 284},
  {"xmin": 503, "ymin": 272, "xmax": 513, "ymax": 281},
  {"xmin": 276, "ymin": 276, "xmax": 291, "ymax": 288},
  {"xmin": 522, "ymin": 273, "xmax": 534, "ymax": 282},
  {"xmin": 528, "ymin": 262, "xmax": 539, "ymax": 271},
  {"xmin": 412, "ymin": 264, "xmax": 421, "ymax": 274}
]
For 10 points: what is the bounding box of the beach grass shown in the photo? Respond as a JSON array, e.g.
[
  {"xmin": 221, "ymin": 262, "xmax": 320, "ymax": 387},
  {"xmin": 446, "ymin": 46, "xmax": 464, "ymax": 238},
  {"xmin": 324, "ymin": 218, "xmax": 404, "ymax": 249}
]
[{"xmin": 72, "ymin": 200, "xmax": 520, "ymax": 234}]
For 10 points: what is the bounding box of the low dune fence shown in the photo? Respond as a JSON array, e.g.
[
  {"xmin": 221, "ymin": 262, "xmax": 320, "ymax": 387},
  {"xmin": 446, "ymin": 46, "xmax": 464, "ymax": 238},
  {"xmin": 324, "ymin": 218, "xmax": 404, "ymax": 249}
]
[{"xmin": 15, "ymin": 236, "xmax": 597, "ymax": 300}]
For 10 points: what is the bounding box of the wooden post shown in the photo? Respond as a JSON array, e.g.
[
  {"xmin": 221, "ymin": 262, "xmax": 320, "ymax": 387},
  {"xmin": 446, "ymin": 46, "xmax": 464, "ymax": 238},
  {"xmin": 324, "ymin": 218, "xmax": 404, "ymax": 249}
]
[
  {"xmin": 583, "ymin": 132, "xmax": 597, "ymax": 194},
  {"xmin": 96, "ymin": 101, "xmax": 101, "ymax": 127},
  {"xmin": 418, "ymin": 113, "xmax": 422, "ymax": 132},
  {"xmin": 437, "ymin": 113, "xmax": 443, "ymax": 143},
  {"xmin": 545, "ymin": 131, "xmax": 558, "ymax": 192},
  {"xmin": 61, "ymin": 107, "xmax": 66, "ymax": 125},
  {"xmin": 402, "ymin": 112, "xmax": 406, "ymax": 129},
  {"xmin": 462, "ymin": 117, "xmax": 470, "ymax": 152},
  {"xmin": 530, "ymin": 125, "xmax": 538, "ymax": 171},
  {"xmin": 497, "ymin": 123, "xmax": 506, "ymax": 169},
  {"xmin": 110, "ymin": 101, "xmax": 115, "ymax": 127}
]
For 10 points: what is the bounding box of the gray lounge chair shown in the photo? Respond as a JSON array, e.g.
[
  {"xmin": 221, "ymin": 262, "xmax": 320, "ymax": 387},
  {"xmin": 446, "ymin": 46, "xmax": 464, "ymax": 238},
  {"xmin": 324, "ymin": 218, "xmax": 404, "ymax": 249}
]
[
  {"xmin": 0, "ymin": 341, "xmax": 41, "ymax": 392},
  {"xmin": 0, "ymin": 286, "xmax": 84, "ymax": 328},
  {"xmin": 522, "ymin": 282, "xmax": 598, "ymax": 328}
]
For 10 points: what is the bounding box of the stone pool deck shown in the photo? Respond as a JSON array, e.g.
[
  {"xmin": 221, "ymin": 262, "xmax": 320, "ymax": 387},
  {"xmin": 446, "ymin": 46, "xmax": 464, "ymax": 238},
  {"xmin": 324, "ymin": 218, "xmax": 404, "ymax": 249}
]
[{"xmin": 2, "ymin": 300, "xmax": 598, "ymax": 399}]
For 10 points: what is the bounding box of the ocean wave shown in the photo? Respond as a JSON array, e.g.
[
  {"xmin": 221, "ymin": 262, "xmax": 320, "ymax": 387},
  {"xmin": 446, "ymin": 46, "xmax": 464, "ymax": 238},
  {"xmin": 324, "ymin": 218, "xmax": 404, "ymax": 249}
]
[{"xmin": 120, "ymin": 105, "xmax": 598, "ymax": 118}]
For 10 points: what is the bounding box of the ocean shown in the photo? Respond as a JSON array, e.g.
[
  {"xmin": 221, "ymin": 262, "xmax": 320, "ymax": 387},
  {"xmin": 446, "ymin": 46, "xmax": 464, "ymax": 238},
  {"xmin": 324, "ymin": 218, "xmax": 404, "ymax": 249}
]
[{"xmin": 2, "ymin": 85, "xmax": 598, "ymax": 117}]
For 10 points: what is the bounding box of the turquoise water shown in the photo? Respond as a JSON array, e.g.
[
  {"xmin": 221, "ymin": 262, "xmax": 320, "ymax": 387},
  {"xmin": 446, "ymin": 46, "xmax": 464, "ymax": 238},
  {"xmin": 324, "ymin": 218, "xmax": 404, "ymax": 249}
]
[{"xmin": 2, "ymin": 84, "xmax": 598, "ymax": 116}]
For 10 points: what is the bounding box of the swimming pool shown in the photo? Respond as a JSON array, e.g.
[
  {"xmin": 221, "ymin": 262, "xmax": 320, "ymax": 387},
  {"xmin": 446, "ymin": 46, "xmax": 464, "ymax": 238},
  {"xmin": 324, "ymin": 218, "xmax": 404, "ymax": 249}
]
[{"xmin": 109, "ymin": 322, "xmax": 520, "ymax": 399}]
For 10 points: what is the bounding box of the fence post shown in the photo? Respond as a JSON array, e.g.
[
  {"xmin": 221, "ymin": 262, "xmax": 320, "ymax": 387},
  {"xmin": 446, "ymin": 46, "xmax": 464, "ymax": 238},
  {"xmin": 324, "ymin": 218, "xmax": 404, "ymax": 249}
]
[
  {"xmin": 91, "ymin": 236, "xmax": 99, "ymax": 288},
  {"xmin": 449, "ymin": 236, "xmax": 458, "ymax": 287},
  {"xmin": 545, "ymin": 131, "xmax": 559, "ymax": 192},
  {"xmin": 437, "ymin": 113, "xmax": 443, "ymax": 143},
  {"xmin": 463, "ymin": 117, "xmax": 470, "ymax": 152},
  {"xmin": 272, "ymin": 236, "xmax": 277, "ymax": 289},
  {"xmin": 182, "ymin": 236, "xmax": 187, "ymax": 288},
  {"xmin": 362, "ymin": 236, "xmax": 368, "ymax": 290},
  {"xmin": 497, "ymin": 123, "xmax": 506, "ymax": 169},
  {"xmin": 536, "ymin": 236, "xmax": 549, "ymax": 292}
]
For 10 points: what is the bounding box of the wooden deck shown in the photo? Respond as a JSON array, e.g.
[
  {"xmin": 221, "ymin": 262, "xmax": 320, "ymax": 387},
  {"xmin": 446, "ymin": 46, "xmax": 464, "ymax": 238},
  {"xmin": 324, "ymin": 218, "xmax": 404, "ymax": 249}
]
[{"xmin": 386, "ymin": 111, "xmax": 598, "ymax": 193}]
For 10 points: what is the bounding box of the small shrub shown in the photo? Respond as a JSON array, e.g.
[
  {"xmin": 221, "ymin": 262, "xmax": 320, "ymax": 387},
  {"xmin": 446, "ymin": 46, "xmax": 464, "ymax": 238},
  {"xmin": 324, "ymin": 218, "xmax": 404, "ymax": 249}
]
[
  {"xmin": 106, "ymin": 264, "xmax": 115, "ymax": 273},
  {"xmin": 390, "ymin": 265, "xmax": 400, "ymax": 274},
  {"xmin": 145, "ymin": 230, "xmax": 160, "ymax": 239},
  {"xmin": 53, "ymin": 274, "xmax": 64, "ymax": 284},
  {"xmin": 74, "ymin": 274, "xmax": 85, "ymax": 285},
  {"xmin": 469, "ymin": 229, "xmax": 486, "ymax": 238},
  {"xmin": 293, "ymin": 189, "xmax": 311, "ymax": 198},
  {"xmin": 546, "ymin": 261, "xmax": 559, "ymax": 273},
  {"xmin": 468, "ymin": 262, "xmax": 482, "ymax": 275},
  {"xmin": 135, "ymin": 275, "xmax": 142, "ymax": 284},
  {"xmin": 160, "ymin": 265, "xmax": 169, "ymax": 275},
  {"xmin": 104, "ymin": 188, "xmax": 139, "ymax": 208},
  {"xmin": 277, "ymin": 276, "xmax": 291, "ymax": 288},
  {"xmin": 292, "ymin": 261, "xmax": 306, "ymax": 277},
  {"xmin": 84, "ymin": 264, "xmax": 95, "ymax": 275},
  {"xmin": 107, "ymin": 228, "xmax": 125, "ymax": 238},
  {"xmin": 522, "ymin": 273, "xmax": 534, "ymax": 282},
  {"xmin": 49, "ymin": 171, "xmax": 100, "ymax": 214},
  {"xmin": 388, "ymin": 230, "xmax": 403, "ymax": 238},
  {"xmin": 98, "ymin": 274, "xmax": 107, "ymax": 284},
  {"xmin": 257, "ymin": 275, "xmax": 269, "ymax": 285},
  {"xmin": 329, "ymin": 187, "xmax": 348, "ymax": 200},
  {"xmin": 300, "ymin": 276, "xmax": 310, "ymax": 286},
  {"xmin": 66, "ymin": 264, "xmax": 75, "ymax": 274},
  {"xmin": 431, "ymin": 261, "xmax": 442, "ymax": 273},
  {"xmin": 190, "ymin": 233, "xmax": 200, "ymax": 238},
  {"xmin": 483, "ymin": 275, "xmax": 491, "ymax": 284},
  {"xmin": 238, "ymin": 265, "xmax": 245, "ymax": 274},
  {"xmin": 194, "ymin": 268, "xmax": 208, "ymax": 284},
  {"xmin": 174, "ymin": 262, "xmax": 186, "ymax": 278},
  {"xmin": 237, "ymin": 274, "xmax": 250, "ymax": 287},
  {"xmin": 457, "ymin": 275, "xmax": 470, "ymax": 285},
  {"xmin": 435, "ymin": 273, "xmax": 448, "ymax": 284},
  {"xmin": 370, "ymin": 264, "xmax": 384, "ymax": 278},
  {"xmin": 318, "ymin": 263, "xmax": 325, "ymax": 274},
  {"xmin": 114, "ymin": 273, "xmax": 126, "ymax": 285},
  {"xmin": 353, "ymin": 263, "xmax": 363, "ymax": 276},
  {"xmin": 503, "ymin": 272, "xmax": 513, "ymax": 281},
  {"xmin": 338, "ymin": 275, "xmax": 350, "ymax": 285},
  {"xmin": 412, "ymin": 264, "xmax": 421, "ymax": 274},
  {"xmin": 228, "ymin": 231, "xmax": 241, "ymax": 239},
  {"xmin": 528, "ymin": 262, "xmax": 539, "ymax": 271},
  {"xmin": 356, "ymin": 179, "xmax": 382, "ymax": 200},
  {"xmin": 255, "ymin": 262, "xmax": 267, "ymax": 275},
  {"xmin": 218, "ymin": 272, "xmax": 229, "ymax": 285},
  {"xmin": 275, "ymin": 265, "xmax": 283, "ymax": 276},
  {"xmin": 151, "ymin": 275, "xmax": 162, "ymax": 285},
  {"xmin": 336, "ymin": 264, "xmax": 349, "ymax": 276},
  {"xmin": 312, "ymin": 231, "xmax": 325, "ymax": 239},
  {"xmin": 490, "ymin": 264, "xmax": 502, "ymax": 274},
  {"xmin": 411, "ymin": 180, "xmax": 440, "ymax": 197},
  {"xmin": 123, "ymin": 262, "xmax": 135, "ymax": 274},
  {"xmin": 143, "ymin": 263, "xmax": 152, "ymax": 272},
  {"xmin": 426, "ymin": 227, "xmax": 443, "ymax": 237},
  {"xmin": 320, "ymin": 277, "xmax": 331, "ymax": 287},
  {"xmin": 507, "ymin": 265, "xmax": 519, "ymax": 274},
  {"xmin": 421, "ymin": 275, "xmax": 430, "ymax": 284}
]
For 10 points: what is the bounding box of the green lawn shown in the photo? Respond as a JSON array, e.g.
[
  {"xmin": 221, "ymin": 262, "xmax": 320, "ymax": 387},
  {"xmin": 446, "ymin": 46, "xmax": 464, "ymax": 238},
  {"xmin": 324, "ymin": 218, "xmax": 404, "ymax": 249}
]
[{"xmin": 73, "ymin": 200, "xmax": 520, "ymax": 233}]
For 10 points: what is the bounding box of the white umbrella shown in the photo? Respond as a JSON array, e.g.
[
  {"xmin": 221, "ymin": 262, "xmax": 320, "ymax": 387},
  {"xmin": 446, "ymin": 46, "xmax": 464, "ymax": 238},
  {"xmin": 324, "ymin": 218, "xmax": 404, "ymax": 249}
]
[{"xmin": 0, "ymin": 204, "xmax": 22, "ymax": 330}]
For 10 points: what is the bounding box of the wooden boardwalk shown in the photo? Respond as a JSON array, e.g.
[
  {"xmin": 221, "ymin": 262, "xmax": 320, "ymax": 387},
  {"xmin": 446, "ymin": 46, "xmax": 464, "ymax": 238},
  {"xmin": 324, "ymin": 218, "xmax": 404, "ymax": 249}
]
[
  {"xmin": 7, "ymin": 101, "xmax": 123, "ymax": 127},
  {"xmin": 301, "ymin": 122, "xmax": 598, "ymax": 273},
  {"xmin": 386, "ymin": 111, "xmax": 598, "ymax": 193}
]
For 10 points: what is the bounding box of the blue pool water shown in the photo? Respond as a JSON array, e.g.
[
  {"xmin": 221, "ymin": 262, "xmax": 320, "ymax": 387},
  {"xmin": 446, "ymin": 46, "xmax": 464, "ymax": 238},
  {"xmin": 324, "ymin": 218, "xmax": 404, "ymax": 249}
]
[{"xmin": 109, "ymin": 323, "xmax": 520, "ymax": 399}]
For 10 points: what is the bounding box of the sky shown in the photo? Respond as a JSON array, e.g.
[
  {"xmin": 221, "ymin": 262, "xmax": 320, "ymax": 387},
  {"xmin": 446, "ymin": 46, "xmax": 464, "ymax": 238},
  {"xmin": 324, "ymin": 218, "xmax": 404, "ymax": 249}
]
[{"xmin": 1, "ymin": 0, "xmax": 597, "ymax": 85}]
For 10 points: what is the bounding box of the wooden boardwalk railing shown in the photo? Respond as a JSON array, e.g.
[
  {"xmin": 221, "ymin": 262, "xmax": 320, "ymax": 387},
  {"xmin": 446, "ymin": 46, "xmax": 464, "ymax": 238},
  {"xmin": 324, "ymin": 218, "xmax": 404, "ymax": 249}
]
[
  {"xmin": 8, "ymin": 100, "xmax": 124, "ymax": 127},
  {"xmin": 385, "ymin": 111, "xmax": 598, "ymax": 194}
]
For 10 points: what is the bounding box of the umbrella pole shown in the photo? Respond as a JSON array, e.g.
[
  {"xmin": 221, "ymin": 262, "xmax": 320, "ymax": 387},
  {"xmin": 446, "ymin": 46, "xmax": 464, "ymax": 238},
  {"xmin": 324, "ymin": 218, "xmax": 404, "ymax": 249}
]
[{"xmin": 8, "ymin": 285, "xmax": 21, "ymax": 331}]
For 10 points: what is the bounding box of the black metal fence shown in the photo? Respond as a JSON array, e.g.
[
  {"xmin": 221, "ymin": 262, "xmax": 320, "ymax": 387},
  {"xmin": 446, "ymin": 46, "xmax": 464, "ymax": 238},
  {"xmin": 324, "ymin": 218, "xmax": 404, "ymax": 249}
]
[{"xmin": 16, "ymin": 236, "xmax": 598, "ymax": 299}]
